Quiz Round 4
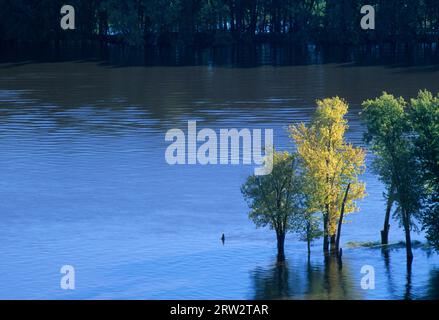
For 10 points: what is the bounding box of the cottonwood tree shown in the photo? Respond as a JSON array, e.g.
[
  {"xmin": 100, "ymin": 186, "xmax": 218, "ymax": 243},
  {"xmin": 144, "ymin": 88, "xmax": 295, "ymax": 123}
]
[
  {"xmin": 241, "ymin": 151, "xmax": 305, "ymax": 262},
  {"xmin": 362, "ymin": 93, "xmax": 423, "ymax": 264},
  {"xmin": 290, "ymin": 97, "xmax": 366, "ymax": 255},
  {"xmin": 410, "ymin": 90, "xmax": 439, "ymax": 251}
]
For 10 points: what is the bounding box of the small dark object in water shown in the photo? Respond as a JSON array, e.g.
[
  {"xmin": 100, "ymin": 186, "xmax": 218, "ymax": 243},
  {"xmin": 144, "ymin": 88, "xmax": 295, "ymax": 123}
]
[{"xmin": 221, "ymin": 233, "xmax": 225, "ymax": 244}]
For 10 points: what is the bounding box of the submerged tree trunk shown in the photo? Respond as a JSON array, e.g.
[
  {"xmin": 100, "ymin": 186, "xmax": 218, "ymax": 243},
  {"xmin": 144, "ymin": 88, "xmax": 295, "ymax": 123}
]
[
  {"xmin": 276, "ymin": 232, "xmax": 286, "ymax": 262},
  {"xmin": 403, "ymin": 209, "xmax": 414, "ymax": 264},
  {"xmin": 306, "ymin": 221, "xmax": 311, "ymax": 256},
  {"xmin": 336, "ymin": 183, "xmax": 351, "ymax": 253},
  {"xmin": 381, "ymin": 185, "xmax": 394, "ymax": 245},
  {"xmin": 323, "ymin": 235, "xmax": 329, "ymax": 253},
  {"xmin": 330, "ymin": 234, "xmax": 336, "ymax": 253},
  {"xmin": 323, "ymin": 212, "xmax": 329, "ymax": 253}
]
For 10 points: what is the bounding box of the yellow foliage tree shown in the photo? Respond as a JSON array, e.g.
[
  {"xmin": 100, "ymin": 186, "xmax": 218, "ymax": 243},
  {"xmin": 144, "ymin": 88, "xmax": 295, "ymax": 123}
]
[{"xmin": 290, "ymin": 97, "xmax": 366, "ymax": 254}]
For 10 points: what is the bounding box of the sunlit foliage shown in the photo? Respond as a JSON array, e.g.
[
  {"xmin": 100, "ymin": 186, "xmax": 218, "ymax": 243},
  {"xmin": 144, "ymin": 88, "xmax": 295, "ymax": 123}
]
[{"xmin": 290, "ymin": 97, "xmax": 366, "ymax": 253}]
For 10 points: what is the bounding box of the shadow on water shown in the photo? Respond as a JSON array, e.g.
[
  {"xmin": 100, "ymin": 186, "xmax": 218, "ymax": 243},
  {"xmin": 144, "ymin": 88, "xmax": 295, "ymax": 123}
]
[
  {"xmin": 252, "ymin": 260, "xmax": 291, "ymax": 299},
  {"xmin": 381, "ymin": 247, "xmax": 413, "ymax": 299},
  {"xmin": 2, "ymin": 42, "xmax": 439, "ymax": 68},
  {"xmin": 252, "ymin": 247, "xmax": 439, "ymax": 300},
  {"xmin": 425, "ymin": 269, "xmax": 439, "ymax": 299},
  {"xmin": 382, "ymin": 248, "xmax": 397, "ymax": 297},
  {"xmin": 252, "ymin": 255, "xmax": 360, "ymax": 300}
]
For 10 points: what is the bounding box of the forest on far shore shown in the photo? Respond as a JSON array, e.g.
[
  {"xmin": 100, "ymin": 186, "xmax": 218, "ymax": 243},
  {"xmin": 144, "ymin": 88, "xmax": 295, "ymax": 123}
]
[{"xmin": 1, "ymin": 1, "xmax": 439, "ymax": 50}]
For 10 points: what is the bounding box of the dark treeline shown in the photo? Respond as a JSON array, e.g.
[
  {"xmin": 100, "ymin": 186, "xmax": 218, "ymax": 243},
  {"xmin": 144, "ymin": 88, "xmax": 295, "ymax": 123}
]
[{"xmin": 2, "ymin": 1, "xmax": 439, "ymax": 50}]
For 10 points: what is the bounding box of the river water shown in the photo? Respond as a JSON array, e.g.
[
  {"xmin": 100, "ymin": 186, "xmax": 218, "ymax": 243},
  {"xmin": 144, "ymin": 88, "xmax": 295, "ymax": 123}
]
[{"xmin": 0, "ymin": 61, "xmax": 438, "ymax": 299}]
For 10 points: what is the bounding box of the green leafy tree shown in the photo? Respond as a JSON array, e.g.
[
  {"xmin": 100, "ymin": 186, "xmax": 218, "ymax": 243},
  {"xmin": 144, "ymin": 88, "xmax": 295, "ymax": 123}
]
[
  {"xmin": 241, "ymin": 150, "xmax": 306, "ymax": 261},
  {"xmin": 294, "ymin": 207, "xmax": 322, "ymax": 256},
  {"xmin": 362, "ymin": 93, "xmax": 423, "ymax": 264},
  {"xmin": 410, "ymin": 90, "xmax": 439, "ymax": 250}
]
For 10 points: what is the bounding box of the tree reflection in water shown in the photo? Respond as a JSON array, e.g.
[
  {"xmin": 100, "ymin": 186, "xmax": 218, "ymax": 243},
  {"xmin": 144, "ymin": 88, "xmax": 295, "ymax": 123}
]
[
  {"xmin": 251, "ymin": 248, "xmax": 439, "ymax": 300},
  {"xmin": 251, "ymin": 255, "xmax": 361, "ymax": 300},
  {"xmin": 425, "ymin": 269, "xmax": 439, "ymax": 299}
]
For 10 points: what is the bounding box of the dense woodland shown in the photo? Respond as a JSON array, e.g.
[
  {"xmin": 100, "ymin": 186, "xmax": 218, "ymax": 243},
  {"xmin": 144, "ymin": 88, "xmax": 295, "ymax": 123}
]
[{"xmin": 1, "ymin": 0, "xmax": 439, "ymax": 49}]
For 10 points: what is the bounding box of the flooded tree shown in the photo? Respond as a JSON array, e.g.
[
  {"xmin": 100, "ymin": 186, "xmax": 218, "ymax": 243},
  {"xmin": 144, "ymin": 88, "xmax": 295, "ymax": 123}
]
[
  {"xmin": 410, "ymin": 91, "xmax": 439, "ymax": 251},
  {"xmin": 290, "ymin": 97, "xmax": 366, "ymax": 255},
  {"xmin": 362, "ymin": 93, "xmax": 423, "ymax": 264},
  {"xmin": 295, "ymin": 206, "xmax": 322, "ymax": 257},
  {"xmin": 241, "ymin": 151, "xmax": 305, "ymax": 262}
]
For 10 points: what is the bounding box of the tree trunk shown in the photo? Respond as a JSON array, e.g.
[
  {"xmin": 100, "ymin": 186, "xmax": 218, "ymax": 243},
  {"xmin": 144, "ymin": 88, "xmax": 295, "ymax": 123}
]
[
  {"xmin": 403, "ymin": 210, "xmax": 413, "ymax": 264},
  {"xmin": 336, "ymin": 183, "xmax": 351, "ymax": 253},
  {"xmin": 306, "ymin": 221, "xmax": 311, "ymax": 256},
  {"xmin": 323, "ymin": 213, "xmax": 329, "ymax": 253},
  {"xmin": 249, "ymin": 1, "xmax": 257, "ymax": 37},
  {"xmin": 179, "ymin": 0, "xmax": 196, "ymax": 46},
  {"xmin": 276, "ymin": 232, "xmax": 286, "ymax": 262},
  {"xmin": 381, "ymin": 185, "xmax": 394, "ymax": 245},
  {"xmin": 323, "ymin": 235, "xmax": 329, "ymax": 253},
  {"xmin": 330, "ymin": 234, "xmax": 336, "ymax": 253}
]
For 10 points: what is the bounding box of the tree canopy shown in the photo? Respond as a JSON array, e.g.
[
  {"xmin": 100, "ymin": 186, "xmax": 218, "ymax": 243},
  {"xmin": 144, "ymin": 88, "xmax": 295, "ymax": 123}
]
[
  {"xmin": 362, "ymin": 92, "xmax": 424, "ymax": 263},
  {"xmin": 241, "ymin": 150, "xmax": 306, "ymax": 261},
  {"xmin": 290, "ymin": 97, "xmax": 366, "ymax": 254},
  {"xmin": 1, "ymin": 0, "xmax": 439, "ymax": 48},
  {"xmin": 410, "ymin": 91, "xmax": 439, "ymax": 251}
]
